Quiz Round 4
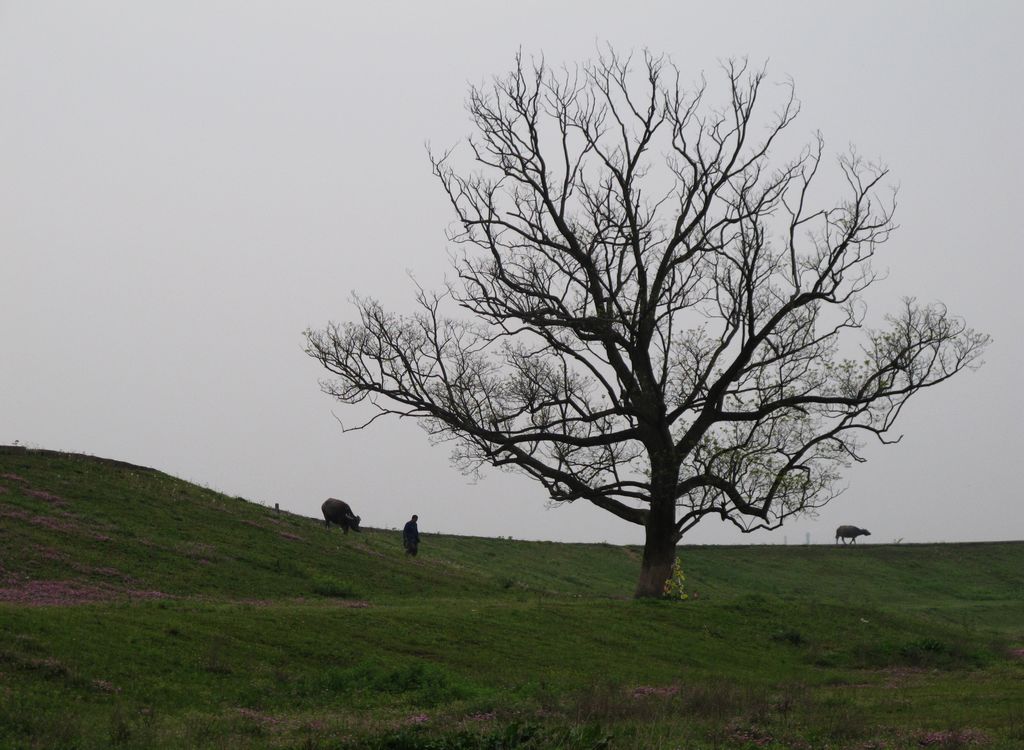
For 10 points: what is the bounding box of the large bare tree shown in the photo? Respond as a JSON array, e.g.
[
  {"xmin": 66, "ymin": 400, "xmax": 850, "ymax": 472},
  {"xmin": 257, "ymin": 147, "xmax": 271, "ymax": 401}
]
[{"xmin": 306, "ymin": 51, "xmax": 988, "ymax": 597}]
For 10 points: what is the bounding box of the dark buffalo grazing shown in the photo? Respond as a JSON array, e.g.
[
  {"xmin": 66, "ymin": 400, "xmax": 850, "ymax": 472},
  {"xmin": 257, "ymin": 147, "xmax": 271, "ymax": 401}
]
[
  {"xmin": 835, "ymin": 525, "xmax": 870, "ymax": 544},
  {"xmin": 322, "ymin": 498, "xmax": 361, "ymax": 533}
]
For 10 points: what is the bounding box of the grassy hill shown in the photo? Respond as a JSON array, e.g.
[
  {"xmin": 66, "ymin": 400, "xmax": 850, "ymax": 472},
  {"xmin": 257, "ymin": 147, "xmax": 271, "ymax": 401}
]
[{"xmin": 1, "ymin": 446, "xmax": 1022, "ymax": 749}]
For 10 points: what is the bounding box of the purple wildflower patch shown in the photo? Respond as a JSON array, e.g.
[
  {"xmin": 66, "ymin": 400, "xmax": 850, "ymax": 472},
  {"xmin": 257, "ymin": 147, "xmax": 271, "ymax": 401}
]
[
  {"xmin": 631, "ymin": 685, "xmax": 680, "ymax": 698},
  {"xmin": 125, "ymin": 589, "xmax": 172, "ymax": 601},
  {"xmin": 915, "ymin": 729, "xmax": 990, "ymax": 746},
  {"xmin": 69, "ymin": 562, "xmax": 129, "ymax": 580},
  {"xmin": 0, "ymin": 580, "xmax": 113, "ymax": 606},
  {"xmin": 25, "ymin": 489, "xmax": 69, "ymax": 506},
  {"xmin": 235, "ymin": 707, "xmax": 283, "ymax": 727},
  {"xmin": 728, "ymin": 726, "xmax": 773, "ymax": 747},
  {"xmin": 0, "ymin": 579, "xmax": 170, "ymax": 606},
  {"xmin": 28, "ymin": 515, "xmax": 79, "ymax": 533},
  {"xmin": 34, "ymin": 545, "xmax": 69, "ymax": 562}
]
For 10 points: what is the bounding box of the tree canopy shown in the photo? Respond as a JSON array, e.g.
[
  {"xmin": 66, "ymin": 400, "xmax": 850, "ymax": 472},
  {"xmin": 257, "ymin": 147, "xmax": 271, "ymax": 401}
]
[{"xmin": 306, "ymin": 50, "xmax": 988, "ymax": 596}]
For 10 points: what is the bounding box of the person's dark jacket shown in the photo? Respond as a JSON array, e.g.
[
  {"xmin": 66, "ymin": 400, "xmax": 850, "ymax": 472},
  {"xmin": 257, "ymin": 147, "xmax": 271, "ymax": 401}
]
[{"xmin": 403, "ymin": 520, "xmax": 420, "ymax": 545}]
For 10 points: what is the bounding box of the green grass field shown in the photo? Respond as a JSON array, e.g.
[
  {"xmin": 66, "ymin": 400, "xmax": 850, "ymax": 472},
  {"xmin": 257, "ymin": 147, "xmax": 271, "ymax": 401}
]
[{"xmin": 1, "ymin": 446, "xmax": 1022, "ymax": 749}]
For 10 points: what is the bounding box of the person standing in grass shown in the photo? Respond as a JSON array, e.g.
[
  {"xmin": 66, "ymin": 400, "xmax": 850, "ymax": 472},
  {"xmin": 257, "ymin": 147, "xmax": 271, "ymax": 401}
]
[{"xmin": 403, "ymin": 514, "xmax": 420, "ymax": 557}]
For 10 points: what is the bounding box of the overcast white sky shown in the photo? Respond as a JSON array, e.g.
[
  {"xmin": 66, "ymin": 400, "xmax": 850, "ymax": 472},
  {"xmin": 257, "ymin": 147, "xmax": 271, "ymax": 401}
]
[{"xmin": 2, "ymin": 1, "xmax": 1021, "ymax": 546}]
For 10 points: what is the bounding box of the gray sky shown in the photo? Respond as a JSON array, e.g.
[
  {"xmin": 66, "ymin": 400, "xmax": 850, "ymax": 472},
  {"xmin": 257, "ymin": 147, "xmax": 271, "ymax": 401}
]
[{"xmin": 2, "ymin": 1, "xmax": 1021, "ymax": 546}]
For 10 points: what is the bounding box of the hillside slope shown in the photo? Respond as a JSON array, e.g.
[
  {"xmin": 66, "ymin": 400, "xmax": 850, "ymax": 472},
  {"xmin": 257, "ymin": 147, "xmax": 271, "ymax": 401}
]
[
  {"xmin": 0, "ymin": 446, "xmax": 645, "ymax": 603},
  {"xmin": 2, "ymin": 447, "xmax": 1023, "ymax": 749},
  {"xmin": 2, "ymin": 446, "xmax": 1022, "ymax": 607}
]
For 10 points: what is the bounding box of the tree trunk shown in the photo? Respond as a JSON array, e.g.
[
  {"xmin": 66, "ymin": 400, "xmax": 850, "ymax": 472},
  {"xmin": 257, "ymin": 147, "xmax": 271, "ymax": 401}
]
[{"xmin": 634, "ymin": 502, "xmax": 677, "ymax": 598}]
